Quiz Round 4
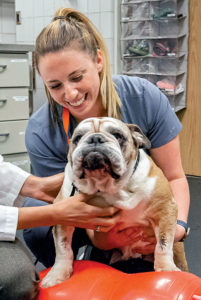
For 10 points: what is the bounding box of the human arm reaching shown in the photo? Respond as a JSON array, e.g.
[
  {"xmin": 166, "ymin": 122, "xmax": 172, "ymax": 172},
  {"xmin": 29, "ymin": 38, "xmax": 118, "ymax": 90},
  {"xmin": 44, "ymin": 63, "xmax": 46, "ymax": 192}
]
[
  {"xmin": 18, "ymin": 193, "xmax": 119, "ymax": 232},
  {"xmin": 0, "ymin": 156, "xmax": 119, "ymax": 241}
]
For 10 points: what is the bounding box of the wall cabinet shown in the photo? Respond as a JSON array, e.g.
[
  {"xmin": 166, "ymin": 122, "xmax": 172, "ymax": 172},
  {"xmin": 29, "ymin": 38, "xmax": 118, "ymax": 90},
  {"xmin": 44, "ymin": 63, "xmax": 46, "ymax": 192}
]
[
  {"xmin": 120, "ymin": 0, "xmax": 189, "ymax": 112},
  {"xmin": 0, "ymin": 44, "xmax": 34, "ymax": 172}
]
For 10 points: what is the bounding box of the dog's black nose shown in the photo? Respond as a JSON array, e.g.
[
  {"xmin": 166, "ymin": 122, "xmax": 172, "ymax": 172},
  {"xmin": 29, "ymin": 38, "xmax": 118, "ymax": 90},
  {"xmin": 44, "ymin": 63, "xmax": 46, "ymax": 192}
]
[
  {"xmin": 87, "ymin": 134, "xmax": 105, "ymax": 145},
  {"xmin": 82, "ymin": 152, "xmax": 106, "ymax": 170}
]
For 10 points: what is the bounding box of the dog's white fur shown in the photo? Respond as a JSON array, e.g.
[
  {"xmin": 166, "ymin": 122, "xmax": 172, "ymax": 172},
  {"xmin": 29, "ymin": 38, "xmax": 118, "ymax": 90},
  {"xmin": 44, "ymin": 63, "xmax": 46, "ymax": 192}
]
[{"xmin": 41, "ymin": 117, "xmax": 187, "ymax": 288}]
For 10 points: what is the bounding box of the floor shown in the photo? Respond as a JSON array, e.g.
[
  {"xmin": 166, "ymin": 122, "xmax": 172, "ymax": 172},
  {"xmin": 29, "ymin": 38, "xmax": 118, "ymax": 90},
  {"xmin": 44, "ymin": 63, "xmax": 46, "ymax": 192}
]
[
  {"xmin": 16, "ymin": 176, "xmax": 201, "ymax": 276},
  {"xmin": 184, "ymin": 176, "xmax": 201, "ymax": 277}
]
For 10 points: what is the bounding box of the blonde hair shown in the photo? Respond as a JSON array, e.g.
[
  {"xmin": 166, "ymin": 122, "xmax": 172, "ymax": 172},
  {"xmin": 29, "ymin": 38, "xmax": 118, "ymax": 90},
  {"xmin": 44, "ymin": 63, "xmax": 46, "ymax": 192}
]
[{"xmin": 35, "ymin": 8, "xmax": 121, "ymax": 122}]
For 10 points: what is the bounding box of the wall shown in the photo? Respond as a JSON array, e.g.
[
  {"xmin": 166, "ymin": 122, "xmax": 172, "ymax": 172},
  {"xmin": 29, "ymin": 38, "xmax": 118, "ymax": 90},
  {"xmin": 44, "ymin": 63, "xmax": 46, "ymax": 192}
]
[
  {"xmin": 177, "ymin": 0, "xmax": 201, "ymax": 176},
  {"xmin": 15, "ymin": 0, "xmax": 118, "ymax": 112},
  {"xmin": 0, "ymin": 0, "xmax": 16, "ymax": 43}
]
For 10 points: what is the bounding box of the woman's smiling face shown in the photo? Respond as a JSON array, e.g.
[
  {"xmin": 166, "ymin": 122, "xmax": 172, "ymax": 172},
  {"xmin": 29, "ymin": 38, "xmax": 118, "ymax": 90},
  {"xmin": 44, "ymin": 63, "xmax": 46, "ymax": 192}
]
[{"xmin": 38, "ymin": 48, "xmax": 104, "ymax": 121}]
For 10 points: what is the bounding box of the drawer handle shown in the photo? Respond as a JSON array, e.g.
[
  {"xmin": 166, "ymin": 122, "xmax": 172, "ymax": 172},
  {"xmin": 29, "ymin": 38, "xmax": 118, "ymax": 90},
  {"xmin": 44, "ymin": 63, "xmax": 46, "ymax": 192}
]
[
  {"xmin": 0, "ymin": 99, "xmax": 7, "ymax": 104},
  {"xmin": 0, "ymin": 65, "xmax": 7, "ymax": 72},
  {"xmin": 0, "ymin": 133, "xmax": 9, "ymax": 137}
]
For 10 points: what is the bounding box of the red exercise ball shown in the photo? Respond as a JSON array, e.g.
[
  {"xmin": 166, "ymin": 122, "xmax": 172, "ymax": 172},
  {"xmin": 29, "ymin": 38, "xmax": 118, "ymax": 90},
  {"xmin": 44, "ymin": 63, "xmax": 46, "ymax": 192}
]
[{"xmin": 37, "ymin": 260, "xmax": 201, "ymax": 300}]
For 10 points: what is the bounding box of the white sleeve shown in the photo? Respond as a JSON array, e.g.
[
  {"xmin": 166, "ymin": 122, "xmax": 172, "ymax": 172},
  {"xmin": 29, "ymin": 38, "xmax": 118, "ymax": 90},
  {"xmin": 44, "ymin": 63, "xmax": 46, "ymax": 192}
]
[
  {"xmin": 0, "ymin": 155, "xmax": 30, "ymax": 207},
  {"xmin": 0, "ymin": 155, "xmax": 30, "ymax": 241},
  {"xmin": 0, "ymin": 206, "xmax": 18, "ymax": 241}
]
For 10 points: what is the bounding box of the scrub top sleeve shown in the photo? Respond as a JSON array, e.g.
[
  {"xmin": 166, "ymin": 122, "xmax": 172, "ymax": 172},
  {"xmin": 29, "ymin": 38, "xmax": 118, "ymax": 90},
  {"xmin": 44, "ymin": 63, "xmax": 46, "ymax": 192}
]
[
  {"xmin": 25, "ymin": 116, "xmax": 67, "ymax": 177},
  {"xmin": 143, "ymin": 80, "xmax": 182, "ymax": 148}
]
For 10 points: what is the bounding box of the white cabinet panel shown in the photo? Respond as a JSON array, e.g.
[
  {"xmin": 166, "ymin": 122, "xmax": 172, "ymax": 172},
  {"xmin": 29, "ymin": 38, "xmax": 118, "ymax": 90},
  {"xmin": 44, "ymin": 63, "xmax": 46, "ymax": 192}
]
[
  {"xmin": 0, "ymin": 53, "xmax": 29, "ymax": 87},
  {"xmin": 0, "ymin": 88, "xmax": 29, "ymax": 121},
  {"xmin": 0, "ymin": 120, "xmax": 28, "ymax": 154}
]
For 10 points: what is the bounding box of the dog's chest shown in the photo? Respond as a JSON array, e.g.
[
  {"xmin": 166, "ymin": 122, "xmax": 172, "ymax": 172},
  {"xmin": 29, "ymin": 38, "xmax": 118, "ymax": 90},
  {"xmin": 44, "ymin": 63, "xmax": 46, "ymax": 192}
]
[
  {"xmin": 93, "ymin": 186, "xmax": 154, "ymax": 230},
  {"xmin": 118, "ymin": 200, "xmax": 150, "ymax": 229}
]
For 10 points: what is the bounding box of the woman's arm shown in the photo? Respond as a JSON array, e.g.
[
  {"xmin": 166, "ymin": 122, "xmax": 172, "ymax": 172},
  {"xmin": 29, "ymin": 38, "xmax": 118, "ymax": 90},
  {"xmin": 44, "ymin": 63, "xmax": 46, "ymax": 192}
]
[
  {"xmin": 150, "ymin": 135, "xmax": 190, "ymax": 241},
  {"xmin": 19, "ymin": 173, "xmax": 64, "ymax": 203},
  {"xmin": 17, "ymin": 194, "xmax": 119, "ymax": 232}
]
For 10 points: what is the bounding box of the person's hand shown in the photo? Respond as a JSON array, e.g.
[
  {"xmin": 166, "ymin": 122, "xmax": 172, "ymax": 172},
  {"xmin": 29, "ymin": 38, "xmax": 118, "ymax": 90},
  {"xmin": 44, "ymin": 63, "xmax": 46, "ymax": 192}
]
[
  {"xmin": 88, "ymin": 223, "xmax": 186, "ymax": 253},
  {"xmin": 53, "ymin": 193, "xmax": 120, "ymax": 231},
  {"xmin": 174, "ymin": 223, "xmax": 186, "ymax": 242},
  {"xmin": 88, "ymin": 224, "xmax": 156, "ymax": 254},
  {"xmin": 20, "ymin": 173, "xmax": 64, "ymax": 203}
]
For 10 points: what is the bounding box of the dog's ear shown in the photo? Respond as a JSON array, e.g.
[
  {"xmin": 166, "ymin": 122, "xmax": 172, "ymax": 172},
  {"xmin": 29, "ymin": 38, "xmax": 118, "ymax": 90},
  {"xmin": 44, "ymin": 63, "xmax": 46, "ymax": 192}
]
[{"xmin": 127, "ymin": 124, "xmax": 151, "ymax": 149}]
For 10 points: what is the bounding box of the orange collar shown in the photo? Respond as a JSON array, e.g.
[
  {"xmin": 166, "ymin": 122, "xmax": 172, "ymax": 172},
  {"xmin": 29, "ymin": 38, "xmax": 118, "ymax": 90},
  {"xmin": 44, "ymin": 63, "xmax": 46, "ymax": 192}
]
[{"xmin": 62, "ymin": 108, "xmax": 70, "ymax": 143}]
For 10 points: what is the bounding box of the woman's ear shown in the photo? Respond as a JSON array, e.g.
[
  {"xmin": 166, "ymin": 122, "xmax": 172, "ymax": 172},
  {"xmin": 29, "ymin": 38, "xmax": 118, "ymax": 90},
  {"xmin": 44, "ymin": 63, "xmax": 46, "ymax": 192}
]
[{"xmin": 96, "ymin": 49, "xmax": 103, "ymax": 73}]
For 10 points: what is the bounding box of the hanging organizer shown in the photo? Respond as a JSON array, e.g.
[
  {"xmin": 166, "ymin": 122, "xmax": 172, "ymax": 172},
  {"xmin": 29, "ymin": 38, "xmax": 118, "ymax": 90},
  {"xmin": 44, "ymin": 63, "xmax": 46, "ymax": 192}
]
[{"xmin": 120, "ymin": 0, "xmax": 189, "ymax": 112}]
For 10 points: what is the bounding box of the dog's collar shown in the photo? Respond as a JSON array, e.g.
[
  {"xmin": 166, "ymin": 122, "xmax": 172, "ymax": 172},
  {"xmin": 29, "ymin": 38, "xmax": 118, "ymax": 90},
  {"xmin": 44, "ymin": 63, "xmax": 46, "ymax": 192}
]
[
  {"xmin": 70, "ymin": 183, "xmax": 77, "ymax": 196},
  {"xmin": 133, "ymin": 150, "xmax": 140, "ymax": 175}
]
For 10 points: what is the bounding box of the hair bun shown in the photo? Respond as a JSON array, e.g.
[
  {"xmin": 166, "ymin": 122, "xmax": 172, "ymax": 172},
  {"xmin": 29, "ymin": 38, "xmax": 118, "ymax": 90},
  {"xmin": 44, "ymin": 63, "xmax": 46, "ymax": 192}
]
[{"xmin": 53, "ymin": 16, "xmax": 66, "ymax": 21}]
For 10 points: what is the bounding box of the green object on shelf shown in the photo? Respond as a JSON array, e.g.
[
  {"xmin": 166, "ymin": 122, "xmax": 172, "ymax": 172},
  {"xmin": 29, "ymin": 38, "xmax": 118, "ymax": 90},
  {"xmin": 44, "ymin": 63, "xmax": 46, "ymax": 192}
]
[
  {"xmin": 153, "ymin": 8, "xmax": 176, "ymax": 20},
  {"xmin": 126, "ymin": 40, "xmax": 149, "ymax": 56}
]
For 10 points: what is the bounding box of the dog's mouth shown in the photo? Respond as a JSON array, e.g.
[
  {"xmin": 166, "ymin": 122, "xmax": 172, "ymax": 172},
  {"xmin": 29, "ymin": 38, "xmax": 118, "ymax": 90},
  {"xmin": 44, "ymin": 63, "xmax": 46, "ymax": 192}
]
[{"xmin": 80, "ymin": 151, "xmax": 120, "ymax": 180}]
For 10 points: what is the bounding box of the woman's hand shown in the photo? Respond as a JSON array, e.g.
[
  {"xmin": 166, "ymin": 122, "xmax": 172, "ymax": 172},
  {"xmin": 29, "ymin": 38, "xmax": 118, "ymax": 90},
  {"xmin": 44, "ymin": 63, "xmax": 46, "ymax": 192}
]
[
  {"xmin": 88, "ymin": 224, "xmax": 156, "ymax": 254},
  {"xmin": 175, "ymin": 223, "xmax": 186, "ymax": 242},
  {"xmin": 53, "ymin": 193, "xmax": 120, "ymax": 231},
  {"xmin": 88, "ymin": 223, "xmax": 186, "ymax": 254},
  {"xmin": 20, "ymin": 173, "xmax": 64, "ymax": 203}
]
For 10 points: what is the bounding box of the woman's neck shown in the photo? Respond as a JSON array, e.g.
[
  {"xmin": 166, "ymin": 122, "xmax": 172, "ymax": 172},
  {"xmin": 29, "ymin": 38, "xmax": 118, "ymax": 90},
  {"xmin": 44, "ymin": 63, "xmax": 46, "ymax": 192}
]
[{"xmin": 76, "ymin": 103, "xmax": 108, "ymax": 123}]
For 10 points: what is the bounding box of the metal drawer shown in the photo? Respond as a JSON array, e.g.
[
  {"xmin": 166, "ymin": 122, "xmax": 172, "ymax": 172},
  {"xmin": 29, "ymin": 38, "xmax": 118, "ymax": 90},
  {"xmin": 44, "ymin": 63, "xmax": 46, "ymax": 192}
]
[
  {"xmin": 0, "ymin": 53, "xmax": 30, "ymax": 87},
  {"xmin": 3, "ymin": 152, "xmax": 30, "ymax": 173},
  {"xmin": 0, "ymin": 88, "xmax": 29, "ymax": 121},
  {"xmin": 0, "ymin": 120, "xmax": 28, "ymax": 154}
]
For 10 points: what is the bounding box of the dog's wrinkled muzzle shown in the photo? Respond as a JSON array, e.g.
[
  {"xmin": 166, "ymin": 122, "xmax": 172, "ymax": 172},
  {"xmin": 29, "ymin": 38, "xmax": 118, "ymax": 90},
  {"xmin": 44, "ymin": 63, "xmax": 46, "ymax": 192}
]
[
  {"xmin": 82, "ymin": 151, "xmax": 108, "ymax": 170},
  {"xmin": 81, "ymin": 150, "xmax": 120, "ymax": 180}
]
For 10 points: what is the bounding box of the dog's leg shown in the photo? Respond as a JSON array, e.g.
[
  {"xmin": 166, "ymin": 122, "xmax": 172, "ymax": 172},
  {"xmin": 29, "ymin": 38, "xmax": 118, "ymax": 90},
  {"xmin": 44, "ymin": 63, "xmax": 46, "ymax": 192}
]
[
  {"xmin": 173, "ymin": 242, "xmax": 188, "ymax": 272},
  {"xmin": 154, "ymin": 221, "xmax": 180, "ymax": 272},
  {"xmin": 41, "ymin": 225, "xmax": 74, "ymax": 288}
]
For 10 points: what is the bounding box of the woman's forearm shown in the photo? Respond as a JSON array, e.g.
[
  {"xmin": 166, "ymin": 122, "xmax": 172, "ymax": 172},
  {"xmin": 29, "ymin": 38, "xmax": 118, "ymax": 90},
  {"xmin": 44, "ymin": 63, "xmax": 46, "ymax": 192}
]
[
  {"xmin": 17, "ymin": 195, "xmax": 119, "ymax": 231},
  {"xmin": 17, "ymin": 205, "xmax": 56, "ymax": 229},
  {"xmin": 169, "ymin": 176, "xmax": 190, "ymax": 223},
  {"xmin": 19, "ymin": 173, "xmax": 64, "ymax": 203},
  {"xmin": 169, "ymin": 175, "xmax": 190, "ymax": 241}
]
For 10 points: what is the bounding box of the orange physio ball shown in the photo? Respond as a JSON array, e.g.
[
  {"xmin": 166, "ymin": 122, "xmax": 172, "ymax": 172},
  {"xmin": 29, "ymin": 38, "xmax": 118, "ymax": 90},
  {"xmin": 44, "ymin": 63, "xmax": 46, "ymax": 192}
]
[{"xmin": 37, "ymin": 261, "xmax": 201, "ymax": 300}]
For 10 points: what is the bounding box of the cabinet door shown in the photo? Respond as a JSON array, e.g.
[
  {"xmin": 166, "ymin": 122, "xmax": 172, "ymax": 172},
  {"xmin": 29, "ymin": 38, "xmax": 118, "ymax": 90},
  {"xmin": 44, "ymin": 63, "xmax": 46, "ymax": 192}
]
[
  {"xmin": 0, "ymin": 53, "xmax": 30, "ymax": 87},
  {"xmin": 0, "ymin": 88, "xmax": 29, "ymax": 121},
  {"xmin": 0, "ymin": 120, "xmax": 28, "ymax": 154}
]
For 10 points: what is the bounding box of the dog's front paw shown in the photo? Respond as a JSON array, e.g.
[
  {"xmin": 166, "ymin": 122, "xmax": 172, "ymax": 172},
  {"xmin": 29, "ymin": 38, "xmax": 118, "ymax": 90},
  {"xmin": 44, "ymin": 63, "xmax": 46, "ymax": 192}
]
[
  {"xmin": 154, "ymin": 259, "xmax": 181, "ymax": 272},
  {"xmin": 155, "ymin": 264, "xmax": 181, "ymax": 272},
  {"xmin": 41, "ymin": 264, "xmax": 73, "ymax": 288}
]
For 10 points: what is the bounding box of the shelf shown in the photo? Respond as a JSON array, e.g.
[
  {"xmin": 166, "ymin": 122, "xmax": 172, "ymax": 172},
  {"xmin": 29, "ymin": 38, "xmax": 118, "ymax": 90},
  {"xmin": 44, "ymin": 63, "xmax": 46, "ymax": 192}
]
[
  {"xmin": 121, "ymin": 16, "xmax": 186, "ymax": 23},
  {"xmin": 123, "ymin": 71, "xmax": 185, "ymax": 76},
  {"xmin": 122, "ymin": 53, "xmax": 185, "ymax": 59},
  {"xmin": 121, "ymin": 0, "xmax": 184, "ymax": 4},
  {"xmin": 0, "ymin": 44, "xmax": 34, "ymax": 54},
  {"xmin": 121, "ymin": 33, "xmax": 186, "ymax": 40},
  {"xmin": 122, "ymin": 0, "xmax": 172, "ymax": 3}
]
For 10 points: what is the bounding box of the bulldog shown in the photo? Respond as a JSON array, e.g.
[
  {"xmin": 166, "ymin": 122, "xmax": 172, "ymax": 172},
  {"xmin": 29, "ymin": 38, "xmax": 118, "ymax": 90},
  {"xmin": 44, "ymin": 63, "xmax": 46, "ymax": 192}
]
[{"xmin": 41, "ymin": 117, "xmax": 188, "ymax": 288}]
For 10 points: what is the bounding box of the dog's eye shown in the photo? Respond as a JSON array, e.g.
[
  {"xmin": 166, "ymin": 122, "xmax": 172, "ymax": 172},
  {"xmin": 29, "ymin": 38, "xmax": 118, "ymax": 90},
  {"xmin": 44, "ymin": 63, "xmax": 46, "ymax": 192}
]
[
  {"xmin": 72, "ymin": 134, "xmax": 82, "ymax": 145},
  {"xmin": 112, "ymin": 132, "xmax": 125, "ymax": 143}
]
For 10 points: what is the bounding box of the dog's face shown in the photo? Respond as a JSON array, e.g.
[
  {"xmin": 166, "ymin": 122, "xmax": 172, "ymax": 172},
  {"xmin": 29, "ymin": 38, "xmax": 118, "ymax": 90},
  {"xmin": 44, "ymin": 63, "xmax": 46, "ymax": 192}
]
[{"xmin": 68, "ymin": 117, "xmax": 150, "ymax": 194}]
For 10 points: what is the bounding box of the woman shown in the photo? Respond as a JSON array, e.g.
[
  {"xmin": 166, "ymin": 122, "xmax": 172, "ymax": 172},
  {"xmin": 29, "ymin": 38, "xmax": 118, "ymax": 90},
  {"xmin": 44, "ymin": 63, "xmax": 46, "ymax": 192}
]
[
  {"xmin": 24, "ymin": 7, "xmax": 190, "ymax": 273},
  {"xmin": 0, "ymin": 155, "xmax": 118, "ymax": 300}
]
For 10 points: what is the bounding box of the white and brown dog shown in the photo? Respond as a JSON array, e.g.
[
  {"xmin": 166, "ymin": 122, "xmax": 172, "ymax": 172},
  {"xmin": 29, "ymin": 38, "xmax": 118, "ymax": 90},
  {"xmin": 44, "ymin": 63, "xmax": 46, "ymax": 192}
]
[{"xmin": 41, "ymin": 117, "xmax": 188, "ymax": 288}]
